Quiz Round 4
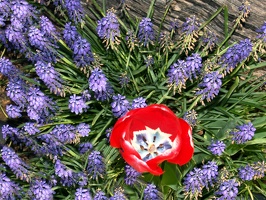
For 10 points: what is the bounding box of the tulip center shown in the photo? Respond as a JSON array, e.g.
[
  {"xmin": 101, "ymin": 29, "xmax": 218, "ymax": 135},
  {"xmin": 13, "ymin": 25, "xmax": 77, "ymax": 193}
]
[{"xmin": 131, "ymin": 126, "xmax": 173, "ymax": 162}]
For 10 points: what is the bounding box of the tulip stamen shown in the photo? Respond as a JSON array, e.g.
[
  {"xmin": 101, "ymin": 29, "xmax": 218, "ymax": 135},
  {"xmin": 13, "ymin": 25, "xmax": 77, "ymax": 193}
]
[{"xmin": 131, "ymin": 127, "xmax": 173, "ymax": 162}]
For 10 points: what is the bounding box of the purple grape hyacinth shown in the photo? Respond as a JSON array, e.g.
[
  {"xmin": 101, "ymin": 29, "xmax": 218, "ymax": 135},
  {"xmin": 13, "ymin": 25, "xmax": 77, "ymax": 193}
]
[
  {"xmin": 138, "ymin": 17, "xmax": 155, "ymax": 47},
  {"xmin": 0, "ymin": 0, "xmax": 11, "ymax": 20},
  {"xmin": 256, "ymin": 21, "xmax": 266, "ymax": 41},
  {"xmin": 87, "ymin": 151, "xmax": 105, "ymax": 180},
  {"xmin": 51, "ymin": 124, "xmax": 76, "ymax": 144},
  {"xmin": 183, "ymin": 168, "xmax": 204, "ymax": 195},
  {"xmin": 6, "ymin": 104, "xmax": 22, "ymax": 118},
  {"xmin": 215, "ymin": 179, "xmax": 239, "ymax": 200},
  {"xmin": 28, "ymin": 180, "xmax": 54, "ymax": 200},
  {"xmin": 64, "ymin": 0, "xmax": 84, "ymax": 24},
  {"xmin": 124, "ymin": 165, "xmax": 141, "ymax": 185},
  {"xmin": 202, "ymin": 161, "xmax": 218, "ymax": 187},
  {"xmin": 143, "ymin": 184, "xmax": 160, "ymax": 200},
  {"xmin": 219, "ymin": 39, "xmax": 252, "ymax": 74},
  {"xmin": 27, "ymin": 86, "xmax": 56, "ymax": 122},
  {"xmin": 69, "ymin": 94, "xmax": 88, "ymax": 115},
  {"xmin": 97, "ymin": 9, "xmax": 120, "ymax": 42},
  {"xmin": 167, "ymin": 60, "xmax": 189, "ymax": 90},
  {"xmin": 79, "ymin": 142, "xmax": 93, "ymax": 154},
  {"xmin": 185, "ymin": 53, "xmax": 202, "ymax": 79},
  {"xmin": 39, "ymin": 16, "xmax": 58, "ymax": 39},
  {"xmin": 207, "ymin": 140, "xmax": 226, "ymax": 156},
  {"xmin": 76, "ymin": 123, "xmax": 91, "ymax": 137},
  {"xmin": 110, "ymin": 189, "xmax": 126, "ymax": 200},
  {"xmin": 0, "ymin": 57, "xmax": 19, "ymax": 78},
  {"xmin": 0, "ymin": 172, "xmax": 20, "ymax": 199},
  {"xmin": 182, "ymin": 15, "xmax": 201, "ymax": 34},
  {"xmin": 111, "ymin": 94, "xmax": 130, "ymax": 117},
  {"xmin": 10, "ymin": 0, "xmax": 37, "ymax": 28},
  {"xmin": 89, "ymin": 68, "xmax": 108, "ymax": 93},
  {"xmin": 196, "ymin": 71, "xmax": 223, "ymax": 102},
  {"xmin": 230, "ymin": 122, "xmax": 256, "ymax": 144},
  {"xmin": 55, "ymin": 159, "xmax": 76, "ymax": 186},
  {"xmin": 6, "ymin": 78, "xmax": 27, "ymax": 107},
  {"xmin": 182, "ymin": 110, "xmax": 197, "ymax": 127},
  {"xmin": 1, "ymin": 146, "xmax": 30, "ymax": 181},
  {"xmin": 73, "ymin": 36, "xmax": 94, "ymax": 67},
  {"xmin": 23, "ymin": 122, "xmax": 40, "ymax": 135},
  {"xmin": 131, "ymin": 97, "xmax": 147, "ymax": 109},
  {"xmin": 89, "ymin": 68, "xmax": 114, "ymax": 101},
  {"xmin": 28, "ymin": 26, "xmax": 49, "ymax": 51},
  {"xmin": 238, "ymin": 165, "xmax": 255, "ymax": 181},
  {"xmin": 75, "ymin": 188, "xmax": 92, "ymax": 200},
  {"xmin": 94, "ymin": 191, "xmax": 108, "ymax": 200},
  {"xmin": 35, "ymin": 61, "xmax": 64, "ymax": 95},
  {"xmin": 63, "ymin": 22, "xmax": 79, "ymax": 49},
  {"xmin": 1, "ymin": 124, "xmax": 20, "ymax": 140}
]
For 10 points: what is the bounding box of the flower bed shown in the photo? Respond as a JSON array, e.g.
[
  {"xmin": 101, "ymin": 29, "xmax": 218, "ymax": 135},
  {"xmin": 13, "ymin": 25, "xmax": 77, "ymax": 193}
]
[{"xmin": 0, "ymin": 0, "xmax": 265, "ymax": 199}]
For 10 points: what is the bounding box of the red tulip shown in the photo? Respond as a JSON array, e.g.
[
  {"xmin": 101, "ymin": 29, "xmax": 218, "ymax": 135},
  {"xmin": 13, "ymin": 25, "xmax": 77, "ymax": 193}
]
[{"xmin": 110, "ymin": 104, "xmax": 194, "ymax": 176}]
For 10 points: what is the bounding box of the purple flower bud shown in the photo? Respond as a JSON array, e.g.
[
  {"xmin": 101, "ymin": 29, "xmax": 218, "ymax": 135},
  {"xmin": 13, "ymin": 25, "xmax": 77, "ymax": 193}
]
[
  {"xmin": 23, "ymin": 123, "xmax": 40, "ymax": 135},
  {"xmin": 111, "ymin": 94, "xmax": 130, "ymax": 118},
  {"xmin": 183, "ymin": 168, "xmax": 204, "ymax": 194},
  {"xmin": 167, "ymin": 60, "xmax": 189, "ymax": 88},
  {"xmin": 196, "ymin": 71, "xmax": 223, "ymax": 102},
  {"xmin": 89, "ymin": 68, "xmax": 114, "ymax": 101},
  {"xmin": 238, "ymin": 165, "xmax": 255, "ymax": 181},
  {"xmin": 75, "ymin": 188, "xmax": 92, "ymax": 200},
  {"xmin": 6, "ymin": 78, "xmax": 27, "ymax": 107},
  {"xmin": 202, "ymin": 161, "xmax": 218, "ymax": 187},
  {"xmin": 230, "ymin": 122, "xmax": 255, "ymax": 144},
  {"xmin": 76, "ymin": 123, "xmax": 91, "ymax": 137},
  {"xmin": 28, "ymin": 26, "xmax": 49, "ymax": 51},
  {"xmin": 0, "ymin": 172, "xmax": 21, "ymax": 199},
  {"xmin": 215, "ymin": 179, "xmax": 239, "ymax": 200},
  {"xmin": 40, "ymin": 16, "xmax": 58, "ymax": 39},
  {"xmin": 87, "ymin": 151, "xmax": 105, "ymax": 180},
  {"xmin": 219, "ymin": 39, "xmax": 252, "ymax": 74},
  {"xmin": 0, "ymin": 57, "xmax": 19, "ymax": 78},
  {"xmin": 138, "ymin": 18, "xmax": 155, "ymax": 47},
  {"xmin": 64, "ymin": 0, "xmax": 84, "ymax": 24},
  {"xmin": 28, "ymin": 180, "xmax": 54, "ymax": 200},
  {"xmin": 63, "ymin": 22, "xmax": 79, "ymax": 49},
  {"xmin": 73, "ymin": 36, "xmax": 94, "ymax": 67},
  {"xmin": 35, "ymin": 61, "xmax": 64, "ymax": 95},
  {"xmin": 131, "ymin": 97, "xmax": 147, "ymax": 109},
  {"xmin": 1, "ymin": 124, "xmax": 19, "ymax": 140},
  {"xmin": 68, "ymin": 94, "xmax": 88, "ymax": 115},
  {"xmin": 182, "ymin": 15, "xmax": 200, "ymax": 34},
  {"xmin": 89, "ymin": 68, "xmax": 108, "ymax": 93},
  {"xmin": 51, "ymin": 124, "xmax": 76, "ymax": 144},
  {"xmin": 143, "ymin": 184, "xmax": 160, "ymax": 200},
  {"xmin": 185, "ymin": 53, "xmax": 202, "ymax": 79},
  {"xmin": 0, "ymin": 0, "xmax": 11, "ymax": 20},
  {"xmin": 124, "ymin": 165, "xmax": 141, "ymax": 185},
  {"xmin": 207, "ymin": 140, "xmax": 226, "ymax": 156},
  {"xmin": 1, "ymin": 146, "xmax": 30, "ymax": 181},
  {"xmin": 110, "ymin": 189, "xmax": 126, "ymax": 200},
  {"xmin": 182, "ymin": 110, "xmax": 197, "ymax": 127},
  {"xmin": 97, "ymin": 10, "xmax": 120, "ymax": 41},
  {"xmin": 6, "ymin": 104, "xmax": 22, "ymax": 118},
  {"xmin": 79, "ymin": 142, "xmax": 93, "ymax": 154},
  {"xmin": 256, "ymin": 21, "xmax": 266, "ymax": 41},
  {"xmin": 55, "ymin": 159, "xmax": 76, "ymax": 186},
  {"xmin": 94, "ymin": 191, "xmax": 108, "ymax": 200}
]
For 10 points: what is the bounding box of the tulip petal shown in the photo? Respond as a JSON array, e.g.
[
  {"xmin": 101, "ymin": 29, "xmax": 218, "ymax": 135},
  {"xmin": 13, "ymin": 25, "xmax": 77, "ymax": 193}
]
[
  {"xmin": 120, "ymin": 140, "xmax": 164, "ymax": 176},
  {"xmin": 167, "ymin": 118, "xmax": 193, "ymax": 165},
  {"xmin": 130, "ymin": 104, "xmax": 180, "ymax": 139}
]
